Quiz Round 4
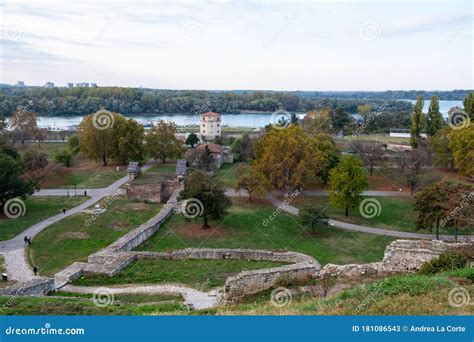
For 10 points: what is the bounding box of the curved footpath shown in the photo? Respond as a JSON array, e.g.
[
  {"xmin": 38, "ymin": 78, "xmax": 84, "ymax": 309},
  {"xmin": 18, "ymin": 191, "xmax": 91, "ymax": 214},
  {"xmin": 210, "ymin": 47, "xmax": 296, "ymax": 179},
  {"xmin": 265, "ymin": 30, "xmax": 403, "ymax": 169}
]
[
  {"xmin": 0, "ymin": 161, "xmax": 155, "ymax": 282},
  {"xmin": 2, "ymin": 180, "xmax": 470, "ymax": 283},
  {"xmin": 265, "ymin": 194, "xmax": 473, "ymax": 242},
  {"xmin": 61, "ymin": 284, "xmax": 219, "ymax": 310}
]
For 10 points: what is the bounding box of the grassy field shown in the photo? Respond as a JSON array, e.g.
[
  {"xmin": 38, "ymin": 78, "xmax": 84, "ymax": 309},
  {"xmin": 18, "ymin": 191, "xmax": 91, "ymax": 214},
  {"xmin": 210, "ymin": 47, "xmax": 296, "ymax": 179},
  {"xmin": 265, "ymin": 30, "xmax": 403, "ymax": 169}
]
[
  {"xmin": 28, "ymin": 197, "xmax": 162, "ymax": 276},
  {"xmin": 337, "ymin": 134, "xmax": 410, "ymax": 144},
  {"xmin": 0, "ymin": 196, "xmax": 88, "ymax": 241},
  {"xmin": 41, "ymin": 167, "xmax": 127, "ymax": 189},
  {"xmin": 16, "ymin": 142, "xmax": 68, "ymax": 159},
  {"xmin": 74, "ymin": 259, "xmax": 287, "ymax": 289},
  {"xmin": 284, "ymin": 196, "xmax": 419, "ymax": 233},
  {"xmin": 0, "ymin": 295, "xmax": 187, "ymax": 315},
  {"xmin": 144, "ymin": 162, "xmax": 177, "ymax": 174},
  {"xmin": 218, "ymin": 267, "xmax": 474, "ymax": 315},
  {"xmin": 138, "ymin": 199, "xmax": 393, "ymax": 266},
  {"xmin": 215, "ymin": 162, "xmax": 246, "ymax": 187}
]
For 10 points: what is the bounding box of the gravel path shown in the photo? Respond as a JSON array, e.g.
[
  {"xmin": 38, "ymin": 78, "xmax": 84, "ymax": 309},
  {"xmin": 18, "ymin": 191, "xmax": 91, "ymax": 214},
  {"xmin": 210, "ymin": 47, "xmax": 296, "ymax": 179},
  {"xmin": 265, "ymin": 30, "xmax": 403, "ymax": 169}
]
[
  {"xmin": 266, "ymin": 194, "xmax": 473, "ymax": 242},
  {"xmin": 0, "ymin": 161, "xmax": 155, "ymax": 282},
  {"xmin": 61, "ymin": 284, "xmax": 220, "ymax": 310},
  {"xmin": 225, "ymin": 189, "xmax": 411, "ymax": 197}
]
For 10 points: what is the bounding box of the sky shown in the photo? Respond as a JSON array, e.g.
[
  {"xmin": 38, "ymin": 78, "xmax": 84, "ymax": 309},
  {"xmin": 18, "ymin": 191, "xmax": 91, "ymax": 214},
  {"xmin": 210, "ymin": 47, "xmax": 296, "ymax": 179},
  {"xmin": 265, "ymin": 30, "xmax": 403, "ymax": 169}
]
[{"xmin": 0, "ymin": 0, "xmax": 472, "ymax": 91}]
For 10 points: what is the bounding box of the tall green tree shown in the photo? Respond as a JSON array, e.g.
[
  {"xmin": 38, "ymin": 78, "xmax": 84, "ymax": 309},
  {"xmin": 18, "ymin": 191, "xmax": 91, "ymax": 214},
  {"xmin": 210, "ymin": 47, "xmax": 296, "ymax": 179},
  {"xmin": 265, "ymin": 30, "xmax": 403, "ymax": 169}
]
[
  {"xmin": 146, "ymin": 120, "xmax": 184, "ymax": 163},
  {"xmin": 448, "ymin": 124, "xmax": 474, "ymax": 177},
  {"xmin": 463, "ymin": 91, "xmax": 474, "ymax": 121},
  {"xmin": 0, "ymin": 141, "xmax": 37, "ymax": 207},
  {"xmin": 300, "ymin": 204, "xmax": 329, "ymax": 234},
  {"xmin": 180, "ymin": 170, "xmax": 231, "ymax": 228},
  {"xmin": 414, "ymin": 184, "xmax": 447, "ymax": 240},
  {"xmin": 410, "ymin": 96, "xmax": 425, "ymax": 148},
  {"xmin": 332, "ymin": 107, "xmax": 351, "ymax": 133},
  {"xmin": 185, "ymin": 133, "xmax": 199, "ymax": 147},
  {"xmin": 328, "ymin": 155, "xmax": 369, "ymax": 217},
  {"xmin": 111, "ymin": 118, "xmax": 145, "ymax": 164},
  {"xmin": 426, "ymin": 96, "xmax": 443, "ymax": 136}
]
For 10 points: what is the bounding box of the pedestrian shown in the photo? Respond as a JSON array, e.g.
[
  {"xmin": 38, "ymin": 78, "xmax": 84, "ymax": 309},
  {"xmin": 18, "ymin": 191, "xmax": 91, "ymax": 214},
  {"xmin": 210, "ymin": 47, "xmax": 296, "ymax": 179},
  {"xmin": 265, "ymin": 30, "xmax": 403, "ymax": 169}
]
[
  {"xmin": 62, "ymin": 208, "xmax": 66, "ymax": 214},
  {"xmin": 84, "ymin": 190, "xmax": 87, "ymax": 197},
  {"xmin": 24, "ymin": 236, "xmax": 28, "ymax": 245},
  {"xmin": 26, "ymin": 237, "xmax": 31, "ymax": 245},
  {"xmin": 33, "ymin": 266, "xmax": 38, "ymax": 276}
]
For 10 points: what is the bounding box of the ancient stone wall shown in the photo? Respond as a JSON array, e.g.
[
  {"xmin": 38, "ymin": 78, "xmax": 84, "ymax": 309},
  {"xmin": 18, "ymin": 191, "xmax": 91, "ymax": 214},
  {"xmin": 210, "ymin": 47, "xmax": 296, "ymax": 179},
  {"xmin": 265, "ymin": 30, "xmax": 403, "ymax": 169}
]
[
  {"xmin": 320, "ymin": 239, "xmax": 473, "ymax": 278},
  {"xmin": 1, "ymin": 277, "xmax": 55, "ymax": 296},
  {"xmin": 126, "ymin": 180, "xmax": 179, "ymax": 203}
]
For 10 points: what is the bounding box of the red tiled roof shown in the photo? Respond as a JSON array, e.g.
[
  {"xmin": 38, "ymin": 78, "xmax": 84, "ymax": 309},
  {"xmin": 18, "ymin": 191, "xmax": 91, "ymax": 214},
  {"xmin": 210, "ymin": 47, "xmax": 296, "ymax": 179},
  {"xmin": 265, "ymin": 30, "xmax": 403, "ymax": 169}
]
[
  {"xmin": 196, "ymin": 142, "xmax": 223, "ymax": 154},
  {"xmin": 201, "ymin": 111, "xmax": 220, "ymax": 118}
]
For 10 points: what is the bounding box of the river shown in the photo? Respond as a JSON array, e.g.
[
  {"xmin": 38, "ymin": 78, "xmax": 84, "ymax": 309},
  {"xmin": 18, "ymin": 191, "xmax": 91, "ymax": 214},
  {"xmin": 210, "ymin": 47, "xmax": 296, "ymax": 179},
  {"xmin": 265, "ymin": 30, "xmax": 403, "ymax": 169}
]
[{"xmin": 34, "ymin": 100, "xmax": 463, "ymax": 129}]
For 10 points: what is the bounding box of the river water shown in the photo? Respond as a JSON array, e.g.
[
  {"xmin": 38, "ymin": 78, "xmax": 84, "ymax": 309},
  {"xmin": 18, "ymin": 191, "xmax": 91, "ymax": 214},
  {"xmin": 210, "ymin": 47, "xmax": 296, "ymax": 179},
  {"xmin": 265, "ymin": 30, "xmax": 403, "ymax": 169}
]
[{"xmin": 34, "ymin": 100, "xmax": 463, "ymax": 129}]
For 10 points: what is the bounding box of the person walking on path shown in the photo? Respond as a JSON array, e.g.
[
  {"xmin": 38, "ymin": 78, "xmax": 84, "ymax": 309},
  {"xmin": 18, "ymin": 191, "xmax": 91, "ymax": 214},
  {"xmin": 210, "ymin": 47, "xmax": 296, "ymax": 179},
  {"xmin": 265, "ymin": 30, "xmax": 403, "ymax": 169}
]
[
  {"xmin": 33, "ymin": 266, "xmax": 38, "ymax": 276},
  {"xmin": 62, "ymin": 208, "xmax": 66, "ymax": 214},
  {"xmin": 24, "ymin": 236, "xmax": 28, "ymax": 245}
]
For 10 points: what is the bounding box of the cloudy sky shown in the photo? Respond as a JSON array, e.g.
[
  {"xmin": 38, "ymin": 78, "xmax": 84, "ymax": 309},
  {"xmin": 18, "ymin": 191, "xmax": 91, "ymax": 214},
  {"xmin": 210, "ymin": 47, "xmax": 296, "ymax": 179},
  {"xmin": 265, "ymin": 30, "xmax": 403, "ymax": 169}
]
[{"xmin": 0, "ymin": 0, "xmax": 472, "ymax": 90}]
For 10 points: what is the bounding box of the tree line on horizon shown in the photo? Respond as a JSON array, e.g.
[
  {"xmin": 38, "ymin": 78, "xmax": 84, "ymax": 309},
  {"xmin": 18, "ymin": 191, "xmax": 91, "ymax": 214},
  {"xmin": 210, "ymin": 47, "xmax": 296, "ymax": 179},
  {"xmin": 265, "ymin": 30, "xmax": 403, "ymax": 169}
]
[{"xmin": 0, "ymin": 86, "xmax": 417, "ymax": 117}]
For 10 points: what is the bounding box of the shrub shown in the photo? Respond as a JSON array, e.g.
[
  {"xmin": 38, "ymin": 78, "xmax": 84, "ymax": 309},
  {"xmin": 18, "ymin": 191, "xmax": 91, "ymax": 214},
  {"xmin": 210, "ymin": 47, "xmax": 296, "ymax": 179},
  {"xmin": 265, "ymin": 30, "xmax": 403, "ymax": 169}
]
[
  {"xmin": 419, "ymin": 252, "xmax": 469, "ymax": 275},
  {"xmin": 55, "ymin": 149, "xmax": 74, "ymax": 167}
]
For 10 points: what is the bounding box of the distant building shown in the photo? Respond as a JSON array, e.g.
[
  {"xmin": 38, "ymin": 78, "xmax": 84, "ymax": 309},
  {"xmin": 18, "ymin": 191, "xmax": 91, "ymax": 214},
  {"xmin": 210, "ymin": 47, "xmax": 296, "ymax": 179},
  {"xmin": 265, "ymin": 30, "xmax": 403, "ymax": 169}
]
[
  {"xmin": 67, "ymin": 83, "xmax": 74, "ymax": 88},
  {"xmin": 16, "ymin": 81, "xmax": 25, "ymax": 87},
  {"xmin": 389, "ymin": 128, "xmax": 427, "ymax": 139},
  {"xmin": 200, "ymin": 111, "xmax": 221, "ymax": 141},
  {"xmin": 194, "ymin": 142, "xmax": 233, "ymax": 169},
  {"xmin": 43, "ymin": 81, "xmax": 55, "ymax": 88},
  {"xmin": 90, "ymin": 83, "xmax": 97, "ymax": 87},
  {"xmin": 75, "ymin": 82, "xmax": 89, "ymax": 87}
]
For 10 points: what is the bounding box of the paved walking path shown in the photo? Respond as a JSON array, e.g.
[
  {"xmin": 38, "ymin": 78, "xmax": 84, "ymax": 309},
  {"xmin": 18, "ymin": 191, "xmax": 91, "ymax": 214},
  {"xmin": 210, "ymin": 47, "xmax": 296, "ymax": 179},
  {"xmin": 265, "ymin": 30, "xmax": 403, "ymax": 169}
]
[
  {"xmin": 61, "ymin": 284, "xmax": 220, "ymax": 310},
  {"xmin": 266, "ymin": 195, "xmax": 473, "ymax": 242},
  {"xmin": 0, "ymin": 161, "xmax": 155, "ymax": 282}
]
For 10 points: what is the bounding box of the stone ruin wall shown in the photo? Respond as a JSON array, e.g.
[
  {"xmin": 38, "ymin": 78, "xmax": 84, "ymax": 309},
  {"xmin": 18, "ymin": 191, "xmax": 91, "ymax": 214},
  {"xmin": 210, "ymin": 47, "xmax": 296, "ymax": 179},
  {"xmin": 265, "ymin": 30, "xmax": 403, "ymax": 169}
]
[{"xmin": 320, "ymin": 239, "xmax": 473, "ymax": 278}]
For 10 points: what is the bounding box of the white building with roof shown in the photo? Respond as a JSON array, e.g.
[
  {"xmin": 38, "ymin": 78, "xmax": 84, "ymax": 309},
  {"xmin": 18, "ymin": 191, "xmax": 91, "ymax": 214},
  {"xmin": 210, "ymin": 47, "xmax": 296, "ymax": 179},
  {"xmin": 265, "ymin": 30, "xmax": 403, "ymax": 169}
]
[{"xmin": 200, "ymin": 111, "xmax": 221, "ymax": 141}]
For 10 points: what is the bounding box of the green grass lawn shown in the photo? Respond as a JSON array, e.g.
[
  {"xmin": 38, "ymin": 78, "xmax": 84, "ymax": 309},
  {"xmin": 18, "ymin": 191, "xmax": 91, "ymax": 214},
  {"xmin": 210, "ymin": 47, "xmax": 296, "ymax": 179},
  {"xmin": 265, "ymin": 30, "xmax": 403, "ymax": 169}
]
[
  {"xmin": 28, "ymin": 197, "xmax": 162, "ymax": 276},
  {"xmin": 144, "ymin": 162, "xmax": 177, "ymax": 174},
  {"xmin": 337, "ymin": 134, "xmax": 410, "ymax": 145},
  {"xmin": 18, "ymin": 142, "xmax": 68, "ymax": 159},
  {"xmin": 137, "ymin": 199, "xmax": 393, "ymax": 266},
  {"xmin": 0, "ymin": 196, "xmax": 88, "ymax": 241},
  {"xmin": 285, "ymin": 196, "xmax": 419, "ymax": 233},
  {"xmin": 42, "ymin": 169, "xmax": 127, "ymax": 189},
  {"xmin": 74, "ymin": 259, "xmax": 287, "ymax": 289},
  {"xmin": 216, "ymin": 162, "xmax": 246, "ymax": 187}
]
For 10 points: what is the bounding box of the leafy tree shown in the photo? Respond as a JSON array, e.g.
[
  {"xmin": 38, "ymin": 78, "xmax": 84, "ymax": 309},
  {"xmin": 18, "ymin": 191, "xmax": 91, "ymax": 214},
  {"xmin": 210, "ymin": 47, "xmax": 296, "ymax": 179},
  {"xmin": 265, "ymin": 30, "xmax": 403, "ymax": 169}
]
[
  {"xmin": 79, "ymin": 112, "xmax": 115, "ymax": 165},
  {"xmin": 22, "ymin": 149, "xmax": 48, "ymax": 172},
  {"xmin": 332, "ymin": 107, "xmax": 351, "ymax": 132},
  {"xmin": 234, "ymin": 164, "xmax": 267, "ymax": 201},
  {"xmin": 185, "ymin": 133, "xmax": 199, "ymax": 147},
  {"xmin": 10, "ymin": 108, "xmax": 38, "ymax": 145},
  {"xmin": 350, "ymin": 141, "xmax": 384, "ymax": 176},
  {"xmin": 0, "ymin": 141, "xmax": 37, "ymax": 207},
  {"xmin": 414, "ymin": 184, "xmax": 447, "ymax": 240},
  {"xmin": 410, "ymin": 96, "xmax": 425, "ymax": 148},
  {"xmin": 55, "ymin": 149, "xmax": 73, "ymax": 167},
  {"xmin": 253, "ymin": 126, "xmax": 326, "ymax": 192},
  {"xmin": 313, "ymin": 133, "xmax": 339, "ymax": 184},
  {"xmin": 146, "ymin": 120, "xmax": 184, "ymax": 163},
  {"xmin": 68, "ymin": 134, "xmax": 81, "ymax": 155},
  {"xmin": 328, "ymin": 155, "xmax": 369, "ymax": 217},
  {"xmin": 430, "ymin": 126, "xmax": 454, "ymax": 170},
  {"xmin": 186, "ymin": 145, "xmax": 216, "ymax": 173},
  {"xmin": 448, "ymin": 125, "xmax": 474, "ymax": 177},
  {"xmin": 463, "ymin": 91, "xmax": 474, "ymax": 121},
  {"xmin": 302, "ymin": 109, "xmax": 333, "ymax": 135},
  {"xmin": 300, "ymin": 204, "xmax": 328, "ymax": 234},
  {"xmin": 180, "ymin": 170, "xmax": 231, "ymax": 228},
  {"xmin": 31, "ymin": 127, "xmax": 46, "ymax": 148},
  {"xmin": 111, "ymin": 117, "xmax": 145, "ymax": 164},
  {"xmin": 357, "ymin": 104, "xmax": 373, "ymax": 125},
  {"xmin": 405, "ymin": 145, "xmax": 429, "ymax": 195},
  {"xmin": 426, "ymin": 96, "xmax": 443, "ymax": 136},
  {"xmin": 239, "ymin": 133, "xmax": 254, "ymax": 161}
]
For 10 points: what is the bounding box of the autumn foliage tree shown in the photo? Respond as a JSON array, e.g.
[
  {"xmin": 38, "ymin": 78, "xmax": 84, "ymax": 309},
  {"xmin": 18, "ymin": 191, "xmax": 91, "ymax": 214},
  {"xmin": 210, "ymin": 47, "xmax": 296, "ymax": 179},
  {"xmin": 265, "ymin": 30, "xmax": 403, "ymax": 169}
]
[
  {"xmin": 252, "ymin": 126, "xmax": 326, "ymax": 192},
  {"xmin": 234, "ymin": 164, "xmax": 267, "ymax": 201},
  {"xmin": 146, "ymin": 120, "xmax": 184, "ymax": 163}
]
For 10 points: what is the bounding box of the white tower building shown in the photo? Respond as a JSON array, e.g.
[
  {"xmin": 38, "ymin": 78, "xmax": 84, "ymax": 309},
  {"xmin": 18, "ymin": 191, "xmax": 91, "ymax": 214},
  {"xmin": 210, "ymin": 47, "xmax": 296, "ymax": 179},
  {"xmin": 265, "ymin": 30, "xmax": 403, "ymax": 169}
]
[{"xmin": 200, "ymin": 111, "xmax": 221, "ymax": 141}]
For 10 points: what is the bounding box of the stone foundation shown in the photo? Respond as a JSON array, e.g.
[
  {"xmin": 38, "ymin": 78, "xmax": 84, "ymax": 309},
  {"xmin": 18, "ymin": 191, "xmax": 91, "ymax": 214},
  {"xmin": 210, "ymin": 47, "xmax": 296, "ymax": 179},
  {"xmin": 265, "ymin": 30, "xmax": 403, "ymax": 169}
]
[{"xmin": 1, "ymin": 277, "xmax": 55, "ymax": 296}]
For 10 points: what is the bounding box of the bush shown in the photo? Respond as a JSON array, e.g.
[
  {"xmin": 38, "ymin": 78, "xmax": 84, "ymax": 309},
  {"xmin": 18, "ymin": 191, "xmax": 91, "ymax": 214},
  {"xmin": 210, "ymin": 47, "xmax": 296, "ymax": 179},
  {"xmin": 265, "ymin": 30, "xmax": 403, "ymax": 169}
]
[
  {"xmin": 68, "ymin": 134, "xmax": 81, "ymax": 155},
  {"xmin": 55, "ymin": 149, "xmax": 73, "ymax": 167},
  {"xmin": 419, "ymin": 252, "xmax": 469, "ymax": 275}
]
